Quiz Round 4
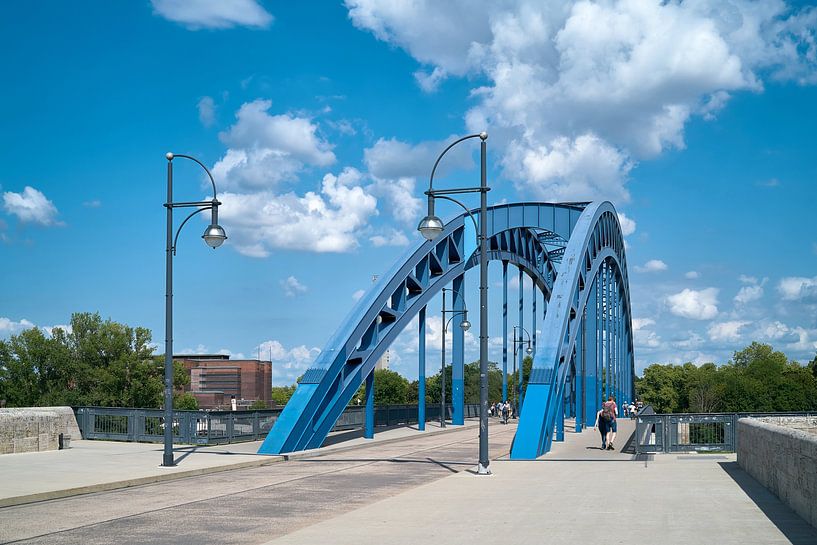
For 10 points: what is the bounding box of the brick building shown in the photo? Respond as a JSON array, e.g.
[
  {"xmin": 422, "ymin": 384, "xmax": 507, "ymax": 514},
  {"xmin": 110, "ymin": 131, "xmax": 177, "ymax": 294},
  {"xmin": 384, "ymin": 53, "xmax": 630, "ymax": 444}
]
[{"xmin": 174, "ymin": 354, "xmax": 271, "ymax": 410}]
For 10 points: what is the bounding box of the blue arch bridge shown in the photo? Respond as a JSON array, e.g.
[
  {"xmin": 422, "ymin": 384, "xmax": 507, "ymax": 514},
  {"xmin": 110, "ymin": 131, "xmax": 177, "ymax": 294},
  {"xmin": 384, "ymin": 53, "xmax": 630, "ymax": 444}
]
[{"xmin": 258, "ymin": 200, "xmax": 635, "ymax": 460}]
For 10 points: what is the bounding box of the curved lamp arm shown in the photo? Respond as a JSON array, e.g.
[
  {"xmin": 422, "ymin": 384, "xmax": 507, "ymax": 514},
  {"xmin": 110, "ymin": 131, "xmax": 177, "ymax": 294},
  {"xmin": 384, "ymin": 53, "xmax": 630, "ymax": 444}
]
[
  {"xmin": 172, "ymin": 206, "xmax": 211, "ymax": 255},
  {"xmin": 433, "ymin": 194, "xmax": 480, "ymax": 240},
  {"xmin": 443, "ymin": 309, "xmax": 469, "ymax": 332},
  {"xmin": 170, "ymin": 153, "xmax": 219, "ymax": 200},
  {"xmin": 427, "ymin": 133, "xmax": 483, "ymax": 193}
]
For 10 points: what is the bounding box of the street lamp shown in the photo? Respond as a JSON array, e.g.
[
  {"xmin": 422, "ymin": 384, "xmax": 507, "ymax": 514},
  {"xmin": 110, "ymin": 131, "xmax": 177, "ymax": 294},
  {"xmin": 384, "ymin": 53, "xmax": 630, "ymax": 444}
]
[
  {"xmin": 162, "ymin": 152, "xmax": 227, "ymax": 467},
  {"xmin": 511, "ymin": 326, "xmax": 532, "ymax": 419},
  {"xmin": 439, "ymin": 287, "xmax": 471, "ymax": 429},
  {"xmin": 417, "ymin": 132, "xmax": 491, "ymax": 474}
]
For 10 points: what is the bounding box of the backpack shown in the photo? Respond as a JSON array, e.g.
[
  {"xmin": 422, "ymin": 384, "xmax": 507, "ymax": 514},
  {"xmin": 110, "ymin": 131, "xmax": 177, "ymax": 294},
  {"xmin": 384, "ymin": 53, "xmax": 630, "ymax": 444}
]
[{"xmin": 601, "ymin": 402, "xmax": 614, "ymax": 421}]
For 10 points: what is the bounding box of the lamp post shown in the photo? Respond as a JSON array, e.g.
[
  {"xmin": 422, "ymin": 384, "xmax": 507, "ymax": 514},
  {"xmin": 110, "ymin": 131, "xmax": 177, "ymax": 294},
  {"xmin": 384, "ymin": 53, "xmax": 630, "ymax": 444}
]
[
  {"xmin": 511, "ymin": 326, "xmax": 533, "ymax": 419},
  {"xmin": 163, "ymin": 152, "xmax": 227, "ymax": 467},
  {"xmin": 417, "ymin": 132, "xmax": 491, "ymax": 474},
  {"xmin": 440, "ymin": 287, "xmax": 471, "ymax": 428}
]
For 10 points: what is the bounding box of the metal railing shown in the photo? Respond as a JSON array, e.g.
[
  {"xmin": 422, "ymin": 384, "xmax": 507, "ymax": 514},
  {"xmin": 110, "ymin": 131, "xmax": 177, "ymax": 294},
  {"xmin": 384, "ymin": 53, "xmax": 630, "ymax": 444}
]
[
  {"xmin": 74, "ymin": 403, "xmax": 480, "ymax": 445},
  {"xmin": 634, "ymin": 407, "xmax": 817, "ymax": 454}
]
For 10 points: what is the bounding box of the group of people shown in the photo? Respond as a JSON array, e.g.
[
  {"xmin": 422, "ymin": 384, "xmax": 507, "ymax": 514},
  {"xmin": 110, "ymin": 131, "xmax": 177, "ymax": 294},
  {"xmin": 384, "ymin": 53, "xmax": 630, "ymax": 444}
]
[
  {"xmin": 489, "ymin": 401, "xmax": 514, "ymax": 423},
  {"xmin": 593, "ymin": 395, "xmax": 619, "ymax": 450}
]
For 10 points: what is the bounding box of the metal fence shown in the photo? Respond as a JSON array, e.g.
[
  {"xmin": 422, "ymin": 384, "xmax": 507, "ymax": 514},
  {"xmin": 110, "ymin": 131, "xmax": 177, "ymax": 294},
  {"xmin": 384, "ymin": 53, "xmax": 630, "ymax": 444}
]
[
  {"xmin": 634, "ymin": 407, "xmax": 817, "ymax": 454},
  {"xmin": 74, "ymin": 403, "xmax": 480, "ymax": 445}
]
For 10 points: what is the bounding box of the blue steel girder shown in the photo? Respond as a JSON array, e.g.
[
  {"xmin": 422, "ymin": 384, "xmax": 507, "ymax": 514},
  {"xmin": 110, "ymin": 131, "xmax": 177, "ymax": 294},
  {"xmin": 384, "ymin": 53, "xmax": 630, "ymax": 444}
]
[
  {"xmin": 510, "ymin": 201, "xmax": 636, "ymax": 459},
  {"xmin": 258, "ymin": 202, "xmax": 587, "ymax": 455}
]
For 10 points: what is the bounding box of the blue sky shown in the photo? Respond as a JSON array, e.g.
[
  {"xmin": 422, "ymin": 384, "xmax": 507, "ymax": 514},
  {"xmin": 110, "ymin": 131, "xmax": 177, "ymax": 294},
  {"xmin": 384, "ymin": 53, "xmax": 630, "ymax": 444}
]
[{"xmin": 1, "ymin": 0, "xmax": 816, "ymax": 385}]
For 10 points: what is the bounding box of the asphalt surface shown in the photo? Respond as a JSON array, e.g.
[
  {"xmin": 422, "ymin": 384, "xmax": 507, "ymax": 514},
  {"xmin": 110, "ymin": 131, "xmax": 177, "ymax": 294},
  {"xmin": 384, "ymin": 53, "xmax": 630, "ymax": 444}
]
[{"xmin": 0, "ymin": 420, "xmax": 518, "ymax": 545}]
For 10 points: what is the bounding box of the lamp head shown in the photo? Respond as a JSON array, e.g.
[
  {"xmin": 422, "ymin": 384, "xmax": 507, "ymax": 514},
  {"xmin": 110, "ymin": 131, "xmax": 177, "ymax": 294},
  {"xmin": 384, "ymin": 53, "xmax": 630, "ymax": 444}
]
[
  {"xmin": 202, "ymin": 224, "xmax": 227, "ymax": 249},
  {"xmin": 526, "ymin": 345, "xmax": 533, "ymax": 355},
  {"xmin": 460, "ymin": 319, "xmax": 471, "ymax": 331},
  {"xmin": 166, "ymin": 152, "xmax": 174, "ymax": 161},
  {"xmin": 417, "ymin": 215, "xmax": 444, "ymax": 241}
]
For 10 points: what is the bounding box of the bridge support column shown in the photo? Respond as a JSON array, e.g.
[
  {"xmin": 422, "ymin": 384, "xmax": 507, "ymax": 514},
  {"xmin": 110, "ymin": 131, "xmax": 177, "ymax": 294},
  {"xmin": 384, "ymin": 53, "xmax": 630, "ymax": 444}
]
[
  {"xmin": 502, "ymin": 261, "xmax": 508, "ymax": 403},
  {"xmin": 452, "ymin": 274, "xmax": 465, "ymax": 425},
  {"xmin": 517, "ymin": 267, "xmax": 525, "ymax": 411},
  {"xmin": 584, "ymin": 277, "xmax": 598, "ymax": 428},
  {"xmin": 418, "ymin": 306, "xmax": 426, "ymax": 431},
  {"xmin": 575, "ymin": 325, "xmax": 584, "ymax": 432},
  {"xmin": 555, "ymin": 393, "xmax": 564, "ymax": 442},
  {"xmin": 531, "ymin": 281, "xmax": 537, "ymax": 358},
  {"xmin": 364, "ymin": 371, "xmax": 374, "ymax": 439}
]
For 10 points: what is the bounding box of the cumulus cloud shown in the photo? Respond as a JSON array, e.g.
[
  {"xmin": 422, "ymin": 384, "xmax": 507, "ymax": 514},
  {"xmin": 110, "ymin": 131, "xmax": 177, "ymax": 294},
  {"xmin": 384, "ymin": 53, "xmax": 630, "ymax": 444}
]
[
  {"xmin": 0, "ymin": 317, "xmax": 35, "ymax": 336},
  {"xmin": 363, "ymin": 136, "xmax": 473, "ymax": 224},
  {"xmin": 213, "ymin": 99, "xmax": 336, "ymax": 192},
  {"xmin": 151, "ymin": 0, "xmax": 273, "ymax": 29},
  {"xmin": 734, "ymin": 275, "xmax": 766, "ymax": 305},
  {"xmin": 635, "ymin": 259, "xmax": 668, "ymax": 273},
  {"xmin": 258, "ymin": 339, "xmax": 321, "ymax": 385},
  {"xmin": 218, "ymin": 167, "xmax": 378, "ymax": 256},
  {"xmin": 280, "ymin": 275, "xmax": 307, "ymax": 297},
  {"xmin": 346, "ymin": 0, "xmax": 817, "ymax": 202},
  {"xmin": 666, "ymin": 287, "xmax": 719, "ymax": 320},
  {"xmin": 370, "ymin": 229, "xmax": 409, "ymax": 247},
  {"xmin": 778, "ymin": 275, "xmax": 817, "ymax": 302},
  {"xmin": 708, "ymin": 320, "xmax": 751, "ymax": 342},
  {"xmin": 3, "ymin": 186, "xmax": 61, "ymax": 226},
  {"xmin": 617, "ymin": 212, "xmax": 636, "ymax": 236},
  {"xmin": 198, "ymin": 96, "xmax": 216, "ymax": 127}
]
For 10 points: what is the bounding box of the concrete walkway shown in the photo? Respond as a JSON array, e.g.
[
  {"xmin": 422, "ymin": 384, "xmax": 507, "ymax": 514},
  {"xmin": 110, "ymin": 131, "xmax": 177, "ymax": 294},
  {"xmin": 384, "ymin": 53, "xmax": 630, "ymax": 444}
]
[
  {"xmin": 0, "ymin": 418, "xmax": 479, "ymax": 507},
  {"xmin": 265, "ymin": 418, "xmax": 817, "ymax": 545}
]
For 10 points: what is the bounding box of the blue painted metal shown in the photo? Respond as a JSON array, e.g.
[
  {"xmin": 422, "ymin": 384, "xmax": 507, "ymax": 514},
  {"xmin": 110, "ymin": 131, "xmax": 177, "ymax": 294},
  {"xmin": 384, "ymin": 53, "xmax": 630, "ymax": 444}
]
[
  {"xmin": 511, "ymin": 201, "xmax": 635, "ymax": 459},
  {"xmin": 418, "ymin": 306, "xmax": 426, "ymax": 431},
  {"xmin": 517, "ymin": 267, "xmax": 525, "ymax": 411},
  {"xmin": 258, "ymin": 202, "xmax": 585, "ymax": 455},
  {"xmin": 452, "ymin": 274, "xmax": 465, "ymax": 425},
  {"xmin": 258, "ymin": 200, "xmax": 635, "ymax": 458},
  {"xmin": 555, "ymin": 394, "xmax": 564, "ymax": 441},
  {"xmin": 364, "ymin": 372, "xmax": 374, "ymax": 439},
  {"xmin": 502, "ymin": 261, "xmax": 508, "ymax": 403}
]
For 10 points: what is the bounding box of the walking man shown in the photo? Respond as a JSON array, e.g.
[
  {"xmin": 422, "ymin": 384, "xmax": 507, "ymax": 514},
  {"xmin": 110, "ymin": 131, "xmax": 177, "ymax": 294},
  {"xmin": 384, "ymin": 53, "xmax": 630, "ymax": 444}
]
[{"xmin": 602, "ymin": 396, "xmax": 618, "ymax": 450}]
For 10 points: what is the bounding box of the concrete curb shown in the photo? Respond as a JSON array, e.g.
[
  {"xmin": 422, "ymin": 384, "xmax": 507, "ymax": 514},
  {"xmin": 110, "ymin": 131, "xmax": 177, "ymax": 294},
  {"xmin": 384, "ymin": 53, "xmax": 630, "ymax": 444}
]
[{"xmin": 0, "ymin": 421, "xmax": 480, "ymax": 508}]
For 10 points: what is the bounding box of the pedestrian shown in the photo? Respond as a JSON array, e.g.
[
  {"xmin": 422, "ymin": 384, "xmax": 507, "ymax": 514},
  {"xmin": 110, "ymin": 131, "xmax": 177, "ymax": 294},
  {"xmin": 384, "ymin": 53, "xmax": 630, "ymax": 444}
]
[
  {"xmin": 602, "ymin": 396, "xmax": 618, "ymax": 450},
  {"xmin": 490, "ymin": 402, "xmax": 495, "ymax": 417},
  {"xmin": 502, "ymin": 401, "xmax": 509, "ymax": 424},
  {"xmin": 593, "ymin": 407, "xmax": 608, "ymax": 450}
]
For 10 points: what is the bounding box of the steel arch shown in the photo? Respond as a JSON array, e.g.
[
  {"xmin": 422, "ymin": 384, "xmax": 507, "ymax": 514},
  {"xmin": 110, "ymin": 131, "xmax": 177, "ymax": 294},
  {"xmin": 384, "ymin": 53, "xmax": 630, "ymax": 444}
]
[
  {"xmin": 258, "ymin": 202, "xmax": 587, "ymax": 455},
  {"xmin": 511, "ymin": 201, "xmax": 635, "ymax": 459}
]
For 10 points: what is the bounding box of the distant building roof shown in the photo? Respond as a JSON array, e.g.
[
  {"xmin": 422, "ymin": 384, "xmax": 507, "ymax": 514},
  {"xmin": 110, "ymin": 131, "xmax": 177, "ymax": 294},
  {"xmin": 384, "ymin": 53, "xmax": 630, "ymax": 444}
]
[{"xmin": 173, "ymin": 354, "xmax": 231, "ymax": 360}]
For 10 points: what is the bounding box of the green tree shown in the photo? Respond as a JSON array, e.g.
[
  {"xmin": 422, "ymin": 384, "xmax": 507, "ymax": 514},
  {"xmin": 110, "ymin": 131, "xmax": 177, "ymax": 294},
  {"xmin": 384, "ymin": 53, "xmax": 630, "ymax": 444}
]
[
  {"xmin": 174, "ymin": 392, "xmax": 199, "ymax": 410},
  {"xmin": 271, "ymin": 385, "xmax": 297, "ymax": 406}
]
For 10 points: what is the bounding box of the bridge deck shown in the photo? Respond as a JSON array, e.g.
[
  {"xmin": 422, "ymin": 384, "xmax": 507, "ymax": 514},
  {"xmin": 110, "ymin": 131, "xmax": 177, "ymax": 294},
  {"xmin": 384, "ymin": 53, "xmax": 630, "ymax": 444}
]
[{"xmin": 1, "ymin": 418, "xmax": 815, "ymax": 545}]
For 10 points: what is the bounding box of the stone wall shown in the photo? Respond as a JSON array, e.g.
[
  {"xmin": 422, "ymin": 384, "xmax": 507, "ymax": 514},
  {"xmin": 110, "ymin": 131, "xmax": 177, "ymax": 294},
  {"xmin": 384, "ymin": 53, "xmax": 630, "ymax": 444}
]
[
  {"xmin": 737, "ymin": 417, "xmax": 817, "ymax": 528},
  {"xmin": 0, "ymin": 407, "xmax": 81, "ymax": 454}
]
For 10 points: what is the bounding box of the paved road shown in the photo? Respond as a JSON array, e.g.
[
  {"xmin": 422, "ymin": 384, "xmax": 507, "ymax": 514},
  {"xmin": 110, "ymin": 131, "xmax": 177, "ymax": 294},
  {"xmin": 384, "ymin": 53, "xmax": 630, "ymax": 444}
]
[{"xmin": 0, "ymin": 420, "xmax": 518, "ymax": 545}]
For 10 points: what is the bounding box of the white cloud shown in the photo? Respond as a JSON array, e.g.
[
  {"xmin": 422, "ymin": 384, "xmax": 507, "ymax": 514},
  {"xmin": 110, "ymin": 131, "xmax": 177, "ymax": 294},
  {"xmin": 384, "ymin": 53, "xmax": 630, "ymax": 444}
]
[
  {"xmin": 708, "ymin": 320, "xmax": 751, "ymax": 342},
  {"xmin": 352, "ymin": 289, "xmax": 366, "ymax": 301},
  {"xmin": 280, "ymin": 275, "xmax": 307, "ymax": 297},
  {"xmin": 0, "ymin": 317, "xmax": 35, "ymax": 336},
  {"xmin": 3, "ymin": 186, "xmax": 61, "ymax": 226},
  {"xmin": 151, "ymin": 0, "xmax": 273, "ymax": 29},
  {"xmin": 414, "ymin": 66, "xmax": 448, "ymax": 92},
  {"xmin": 685, "ymin": 271, "xmax": 700, "ymax": 279},
  {"xmin": 347, "ymin": 0, "xmax": 817, "ymax": 203},
  {"xmin": 82, "ymin": 199, "xmax": 102, "ymax": 208},
  {"xmin": 363, "ymin": 136, "xmax": 472, "ymax": 225},
  {"xmin": 617, "ymin": 212, "xmax": 636, "ymax": 236},
  {"xmin": 734, "ymin": 276, "xmax": 766, "ymax": 306},
  {"xmin": 218, "ymin": 167, "xmax": 378, "ymax": 256},
  {"xmin": 198, "ymin": 96, "xmax": 216, "ymax": 127},
  {"xmin": 213, "ymin": 100, "xmax": 336, "ymax": 192},
  {"xmin": 258, "ymin": 339, "xmax": 321, "ymax": 385},
  {"xmin": 370, "ymin": 229, "xmax": 410, "ymax": 247},
  {"xmin": 635, "ymin": 259, "xmax": 668, "ymax": 273},
  {"xmin": 754, "ymin": 320, "xmax": 791, "ymax": 341},
  {"xmin": 666, "ymin": 287, "xmax": 719, "ymax": 320},
  {"xmin": 778, "ymin": 276, "xmax": 817, "ymax": 302}
]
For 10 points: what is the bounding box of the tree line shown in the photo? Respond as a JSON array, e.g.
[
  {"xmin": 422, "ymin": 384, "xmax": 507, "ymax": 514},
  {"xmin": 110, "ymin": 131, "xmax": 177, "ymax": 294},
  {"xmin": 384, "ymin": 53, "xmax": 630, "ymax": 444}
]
[
  {"xmin": 0, "ymin": 312, "xmax": 197, "ymax": 409},
  {"xmin": 635, "ymin": 342, "xmax": 817, "ymax": 413}
]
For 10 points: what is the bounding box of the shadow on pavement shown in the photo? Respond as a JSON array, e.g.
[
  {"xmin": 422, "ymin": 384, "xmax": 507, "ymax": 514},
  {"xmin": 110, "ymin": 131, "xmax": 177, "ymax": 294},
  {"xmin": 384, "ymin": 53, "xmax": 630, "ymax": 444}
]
[{"xmin": 718, "ymin": 461, "xmax": 817, "ymax": 545}]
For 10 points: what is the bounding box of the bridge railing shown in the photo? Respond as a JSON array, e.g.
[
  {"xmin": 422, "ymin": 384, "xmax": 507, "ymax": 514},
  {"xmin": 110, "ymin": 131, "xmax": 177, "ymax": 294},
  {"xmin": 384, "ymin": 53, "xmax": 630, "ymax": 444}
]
[
  {"xmin": 74, "ymin": 403, "xmax": 479, "ymax": 445},
  {"xmin": 634, "ymin": 407, "xmax": 817, "ymax": 454}
]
